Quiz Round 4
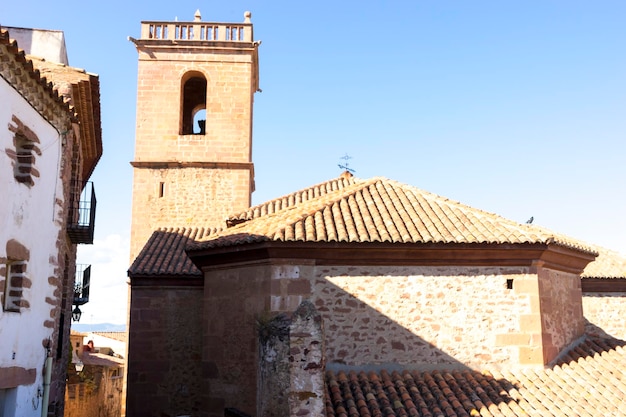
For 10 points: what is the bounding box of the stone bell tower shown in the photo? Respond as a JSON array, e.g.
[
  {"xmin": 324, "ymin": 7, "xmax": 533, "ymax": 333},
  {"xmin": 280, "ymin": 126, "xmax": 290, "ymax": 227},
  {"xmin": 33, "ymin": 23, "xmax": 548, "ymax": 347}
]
[{"xmin": 128, "ymin": 10, "xmax": 260, "ymax": 260}]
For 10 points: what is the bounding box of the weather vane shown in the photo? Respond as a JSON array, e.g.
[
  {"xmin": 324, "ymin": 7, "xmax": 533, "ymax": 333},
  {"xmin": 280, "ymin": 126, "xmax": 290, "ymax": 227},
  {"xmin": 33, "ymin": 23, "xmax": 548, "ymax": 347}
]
[{"xmin": 338, "ymin": 153, "xmax": 355, "ymax": 174}]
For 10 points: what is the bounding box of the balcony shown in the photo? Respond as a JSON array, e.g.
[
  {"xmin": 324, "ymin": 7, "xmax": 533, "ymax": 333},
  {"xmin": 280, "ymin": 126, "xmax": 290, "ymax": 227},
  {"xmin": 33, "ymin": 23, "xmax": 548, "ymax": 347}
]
[
  {"xmin": 73, "ymin": 264, "xmax": 91, "ymax": 306},
  {"xmin": 67, "ymin": 181, "xmax": 97, "ymax": 244}
]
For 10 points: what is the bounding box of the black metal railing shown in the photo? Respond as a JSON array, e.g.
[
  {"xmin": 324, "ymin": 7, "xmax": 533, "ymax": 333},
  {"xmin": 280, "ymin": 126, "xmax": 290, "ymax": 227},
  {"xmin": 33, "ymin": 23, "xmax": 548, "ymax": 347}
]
[
  {"xmin": 73, "ymin": 264, "xmax": 91, "ymax": 306},
  {"xmin": 67, "ymin": 181, "xmax": 97, "ymax": 244}
]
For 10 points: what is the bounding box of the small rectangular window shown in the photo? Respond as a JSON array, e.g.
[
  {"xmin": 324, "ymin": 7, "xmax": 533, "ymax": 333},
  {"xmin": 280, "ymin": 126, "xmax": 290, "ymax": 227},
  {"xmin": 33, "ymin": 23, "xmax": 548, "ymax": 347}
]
[
  {"xmin": 159, "ymin": 182, "xmax": 165, "ymax": 198},
  {"xmin": 506, "ymin": 279, "xmax": 514, "ymax": 290}
]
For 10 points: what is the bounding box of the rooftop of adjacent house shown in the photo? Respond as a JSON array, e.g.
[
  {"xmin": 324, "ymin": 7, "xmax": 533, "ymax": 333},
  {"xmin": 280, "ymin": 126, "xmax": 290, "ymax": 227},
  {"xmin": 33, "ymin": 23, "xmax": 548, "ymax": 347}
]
[
  {"xmin": 82, "ymin": 351, "xmax": 124, "ymax": 368},
  {"xmin": 2, "ymin": 26, "xmax": 69, "ymax": 65},
  {"xmin": 1, "ymin": 27, "xmax": 102, "ymax": 180},
  {"xmin": 0, "ymin": 28, "xmax": 69, "ymax": 116},
  {"xmin": 25, "ymin": 55, "xmax": 102, "ymax": 181},
  {"xmin": 129, "ymin": 174, "xmax": 626, "ymax": 278},
  {"xmin": 89, "ymin": 331, "xmax": 127, "ymax": 343},
  {"xmin": 325, "ymin": 336, "xmax": 626, "ymax": 417}
]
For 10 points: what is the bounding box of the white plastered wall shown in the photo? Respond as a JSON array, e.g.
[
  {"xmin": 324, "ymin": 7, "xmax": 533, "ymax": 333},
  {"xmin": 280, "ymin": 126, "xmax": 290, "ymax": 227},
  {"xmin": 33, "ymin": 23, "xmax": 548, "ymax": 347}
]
[{"xmin": 0, "ymin": 77, "xmax": 65, "ymax": 417}]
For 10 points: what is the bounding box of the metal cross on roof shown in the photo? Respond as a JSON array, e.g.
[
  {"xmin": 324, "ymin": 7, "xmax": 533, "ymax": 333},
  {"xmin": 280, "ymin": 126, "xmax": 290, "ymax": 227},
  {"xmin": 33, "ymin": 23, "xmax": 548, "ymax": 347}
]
[{"xmin": 338, "ymin": 153, "xmax": 355, "ymax": 174}]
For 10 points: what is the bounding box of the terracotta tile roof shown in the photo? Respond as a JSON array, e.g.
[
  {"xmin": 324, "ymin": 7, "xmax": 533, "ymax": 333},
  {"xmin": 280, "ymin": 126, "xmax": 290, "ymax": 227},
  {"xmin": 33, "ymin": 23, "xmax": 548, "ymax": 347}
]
[
  {"xmin": 132, "ymin": 175, "xmax": 606, "ymax": 276},
  {"xmin": 28, "ymin": 56, "xmax": 103, "ymax": 181},
  {"xmin": 228, "ymin": 173, "xmax": 358, "ymax": 223},
  {"xmin": 581, "ymin": 246, "xmax": 626, "ymax": 279},
  {"xmin": 82, "ymin": 351, "xmax": 124, "ymax": 368},
  {"xmin": 90, "ymin": 331, "xmax": 127, "ymax": 343},
  {"xmin": 129, "ymin": 227, "xmax": 218, "ymax": 276},
  {"xmin": 189, "ymin": 176, "xmax": 594, "ymax": 254},
  {"xmin": 0, "ymin": 28, "xmax": 72, "ymax": 127},
  {"xmin": 129, "ymin": 175, "xmax": 359, "ymax": 276},
  {"xmin": 325, "ymin": 337, "xmax": 626, "ymax": 417}
]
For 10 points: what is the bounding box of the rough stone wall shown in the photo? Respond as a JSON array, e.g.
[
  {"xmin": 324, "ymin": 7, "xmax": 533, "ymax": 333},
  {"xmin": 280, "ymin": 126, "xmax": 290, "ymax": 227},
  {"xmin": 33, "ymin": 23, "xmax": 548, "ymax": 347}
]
[
  {"xmin": 130, "ymin": 167, "xmax": 251, "ymax": 257},
  {"xmin": 257, "ymin": 301, "xmax": 326, "ymax": 417},
  {"xmin": 48, "ymin": 122, "xmax": 80, "ymax": 417},
  {"xmin": 65, "ymin": 374, "xmax": 123, "ymax": 417},
  {"xmin": 313, "ymin": 266, "xmax": 537, "ymax": 369},
  {"xmin": 126, "ymin": 286, "xmax": 204, "ymax": 417},
  {"xmin": 583, "ymin": 292, "xmax": 626, "ymax": 340},
  {"xmin": 203, "ymin": 263, "xmax": 272, "ymax": 417},
  {"xmin": 257, "ymin": 313, "xmax": 291, "ymax": 417},
  {"xmin": 287, "ymin": 301, "xmax": 326, "ymax": 417},
  {"xmin": 266, "ymin": 264, "xmax": 540, "ymax": 369},
  {"xmin": 536, "ymin": 267, "xmax": 584, "ymax": 363}
]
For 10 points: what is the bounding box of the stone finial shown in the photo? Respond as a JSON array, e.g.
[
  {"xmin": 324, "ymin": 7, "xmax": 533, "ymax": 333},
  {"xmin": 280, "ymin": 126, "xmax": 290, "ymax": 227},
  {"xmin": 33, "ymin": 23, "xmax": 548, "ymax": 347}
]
[
  {"xmin": 244, "ymin": 11, "xmax": 252, "ymax": 23},
  {"xmin": 194, "ymin": 9, "xmax": 202, "ymax": 22}
]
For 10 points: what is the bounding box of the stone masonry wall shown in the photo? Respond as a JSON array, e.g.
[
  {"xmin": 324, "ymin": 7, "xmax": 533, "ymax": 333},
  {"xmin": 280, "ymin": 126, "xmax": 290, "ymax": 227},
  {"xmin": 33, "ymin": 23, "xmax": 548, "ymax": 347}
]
[
  {"xmin": 203, "ymin": 263, "xmax": 272, "ymax": 417},
  {"xmin": 268, "ymin": 264, "xmax": 537, "ymax": 370},
  {"xmin": 287, "ymin": 301, "xmax": 325, "ymax": 417},
  {"xmin": 126, "ymin": 286, "xmax": 204, "ymax": 417},
  {"xmin": 536, "ymin": 267, "xmax": 584, "ymax": 364},
  {"xmin": 317, "ymin": 266, "xmax": 536, "ymax": 369},
  {"xmin": 133, "ymin": 51, "xmax": 254, "ymax": 163},
  {"xmin": 256, "ymin": 301, "xmax": 326, "ymax": 417},
  {"xmin": 130, "ymin": 167, "xmax": 251, "ymax": 258},
  {"xmin": 583, "ymin": 293, "xmax": 626, "ymax": 340},
  {"xmin": 130, "ymin": 48, "xmax": 256, "ymax": 261},
  {"xmin": 65, "ymin": 375, "xmax": 123, "ymax": 417},
  {"xmin": 258, "ymin": 313, "xmax": 291, "ymax": 417}
]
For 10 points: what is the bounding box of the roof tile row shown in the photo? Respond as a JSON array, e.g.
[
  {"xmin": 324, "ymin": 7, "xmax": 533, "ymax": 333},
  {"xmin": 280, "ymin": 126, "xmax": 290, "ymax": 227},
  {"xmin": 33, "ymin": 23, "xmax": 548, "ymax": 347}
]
[{"xmin": 325, "ymin": 337, "xmax": 626, "ymax": 417}]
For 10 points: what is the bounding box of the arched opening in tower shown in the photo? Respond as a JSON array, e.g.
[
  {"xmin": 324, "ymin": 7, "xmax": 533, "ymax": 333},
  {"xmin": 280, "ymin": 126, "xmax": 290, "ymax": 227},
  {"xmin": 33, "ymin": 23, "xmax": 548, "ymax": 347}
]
[{"xmin": 181, "ymin": 73, "xmax": 207, "ymax": 135}]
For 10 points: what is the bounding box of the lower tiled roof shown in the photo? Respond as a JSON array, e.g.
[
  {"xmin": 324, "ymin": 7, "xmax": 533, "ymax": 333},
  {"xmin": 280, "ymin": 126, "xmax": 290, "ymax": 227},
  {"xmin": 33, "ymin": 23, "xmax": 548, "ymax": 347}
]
[
  {"xmin": 82, "ymin": 352, "xmax": 124, "ymax": 368},
  {"xmin": 325, "ymin": 337, "xmax": 626, "ymax": 417},
  {"xmin": 128, "ymin": 227, "xmax": 218, "ymax": 276}
]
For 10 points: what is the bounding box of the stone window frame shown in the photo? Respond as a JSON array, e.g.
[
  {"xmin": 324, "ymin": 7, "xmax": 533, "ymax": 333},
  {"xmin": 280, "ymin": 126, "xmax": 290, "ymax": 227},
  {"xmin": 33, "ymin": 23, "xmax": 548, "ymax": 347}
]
[
  {"xmin": 7, "ymin": 115, "xmax": 42, "ymax": 187},
  {"xmin": 3, "ymin": 259, "xmax": 28, "ymax": 312},
  {"xmin": 2, "ymin": 240, "xmax": 31, "ymax": 313}
]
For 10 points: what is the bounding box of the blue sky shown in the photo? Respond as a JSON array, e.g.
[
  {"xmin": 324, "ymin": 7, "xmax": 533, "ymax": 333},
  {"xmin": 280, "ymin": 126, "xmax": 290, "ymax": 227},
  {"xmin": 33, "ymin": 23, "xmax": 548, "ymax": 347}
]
[{"xmin": 3, "ymin": 1, "xmax": 625, "ymax": 323}]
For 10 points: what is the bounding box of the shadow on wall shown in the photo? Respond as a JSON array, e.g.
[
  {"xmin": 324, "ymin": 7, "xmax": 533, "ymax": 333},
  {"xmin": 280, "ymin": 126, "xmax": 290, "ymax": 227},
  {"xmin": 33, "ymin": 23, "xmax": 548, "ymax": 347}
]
[
  {"xmin": 304, "ymin": 263, "xmax": 536, "ymax": 371},
  {"xmin": 583, "ymin": 292, "xmax": 626, "ymax": 340},
  {"xmin": 313, "ymin": 275, "xmax": 472, "ymax": 372},
  {"xmin": 130, "ymin": 229, "xmax": 626, "ymax": 416},
  {"xmin": 583, "ymin": 316, "xmax": 625, "ymax": 340}
]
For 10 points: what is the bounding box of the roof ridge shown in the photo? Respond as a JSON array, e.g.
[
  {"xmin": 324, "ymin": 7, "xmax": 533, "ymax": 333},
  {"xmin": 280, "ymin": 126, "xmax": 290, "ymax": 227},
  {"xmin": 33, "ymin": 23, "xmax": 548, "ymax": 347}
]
[
  {"xmin": 198, "ymin": 177, "xmax": 381, "ymax": 243},
  {"xmin": 227, "ymin": 174, "xmax": 366, "ymax": 222}
]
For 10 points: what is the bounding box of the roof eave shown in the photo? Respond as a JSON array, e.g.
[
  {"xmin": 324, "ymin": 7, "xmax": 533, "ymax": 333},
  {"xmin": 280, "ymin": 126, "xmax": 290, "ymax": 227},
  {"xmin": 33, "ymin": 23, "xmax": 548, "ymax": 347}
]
[
  {"xmin": 128, "ymin": 273, "xmax": 203, "ymax": 287},
  {"xmin": 187, "ymin": 241, "xmax": 595, "ymax": 274}
]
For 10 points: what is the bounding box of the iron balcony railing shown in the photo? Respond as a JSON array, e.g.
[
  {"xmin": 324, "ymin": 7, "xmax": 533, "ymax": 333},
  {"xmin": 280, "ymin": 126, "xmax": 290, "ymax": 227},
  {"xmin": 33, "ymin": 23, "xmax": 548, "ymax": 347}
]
[
  {"xmin": 67, "ymin": 181, "xmax": 97, "ymax": 244},
  {"xmin": 73, "ymin": 264, "xmax": 91, "ymax": 306}
]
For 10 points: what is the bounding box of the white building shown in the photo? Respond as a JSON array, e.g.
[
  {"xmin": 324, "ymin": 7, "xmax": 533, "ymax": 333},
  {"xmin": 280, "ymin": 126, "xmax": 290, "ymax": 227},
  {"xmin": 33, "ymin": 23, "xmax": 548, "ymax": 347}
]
[{"xmin": 0, "ymin": 27, "xmax": 101, "ymax": 417}]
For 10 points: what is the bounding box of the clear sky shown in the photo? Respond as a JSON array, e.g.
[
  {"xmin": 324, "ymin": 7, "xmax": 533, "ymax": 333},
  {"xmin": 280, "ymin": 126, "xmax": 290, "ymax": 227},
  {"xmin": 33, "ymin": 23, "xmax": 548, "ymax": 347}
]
[{"xmin": 3, "ymin": 1, "xmax": 625, "ymax": 324}]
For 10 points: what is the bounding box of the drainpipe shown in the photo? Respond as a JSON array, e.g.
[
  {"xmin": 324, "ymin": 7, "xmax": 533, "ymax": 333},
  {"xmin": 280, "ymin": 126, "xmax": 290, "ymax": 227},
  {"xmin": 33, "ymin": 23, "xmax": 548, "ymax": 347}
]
[{"xmin": 41, "ymin": 355, "xmax": 52, "ymax": 417}]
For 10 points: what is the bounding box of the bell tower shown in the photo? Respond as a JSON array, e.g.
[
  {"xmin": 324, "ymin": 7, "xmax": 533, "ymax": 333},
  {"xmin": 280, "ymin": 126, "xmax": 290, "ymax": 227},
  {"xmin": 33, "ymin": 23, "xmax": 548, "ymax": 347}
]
[{"xmin": 128, "ymin": 10, "xmax": 260, "ymax": 259}]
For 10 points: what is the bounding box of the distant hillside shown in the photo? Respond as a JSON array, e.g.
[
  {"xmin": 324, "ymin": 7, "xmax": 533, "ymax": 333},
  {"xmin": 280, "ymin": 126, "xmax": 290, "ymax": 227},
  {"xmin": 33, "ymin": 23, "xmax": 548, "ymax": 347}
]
[{"xmin": 71, "ymin": 323, "xmax": 126, "ymax": 333}]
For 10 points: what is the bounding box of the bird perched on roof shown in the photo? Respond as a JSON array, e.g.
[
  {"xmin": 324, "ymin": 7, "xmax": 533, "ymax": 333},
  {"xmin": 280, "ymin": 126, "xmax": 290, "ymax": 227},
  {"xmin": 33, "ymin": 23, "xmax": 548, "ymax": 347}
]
[{"xmin": 526, "ymin": 216, "xmax": 534, "ymax": 224}]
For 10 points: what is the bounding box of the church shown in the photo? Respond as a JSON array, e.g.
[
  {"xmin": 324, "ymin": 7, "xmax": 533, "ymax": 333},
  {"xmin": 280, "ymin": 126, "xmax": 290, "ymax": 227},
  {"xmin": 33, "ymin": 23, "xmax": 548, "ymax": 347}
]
[{"xmin": 125, "ymin": 11, "xmax": 626, "ymax": 417}]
